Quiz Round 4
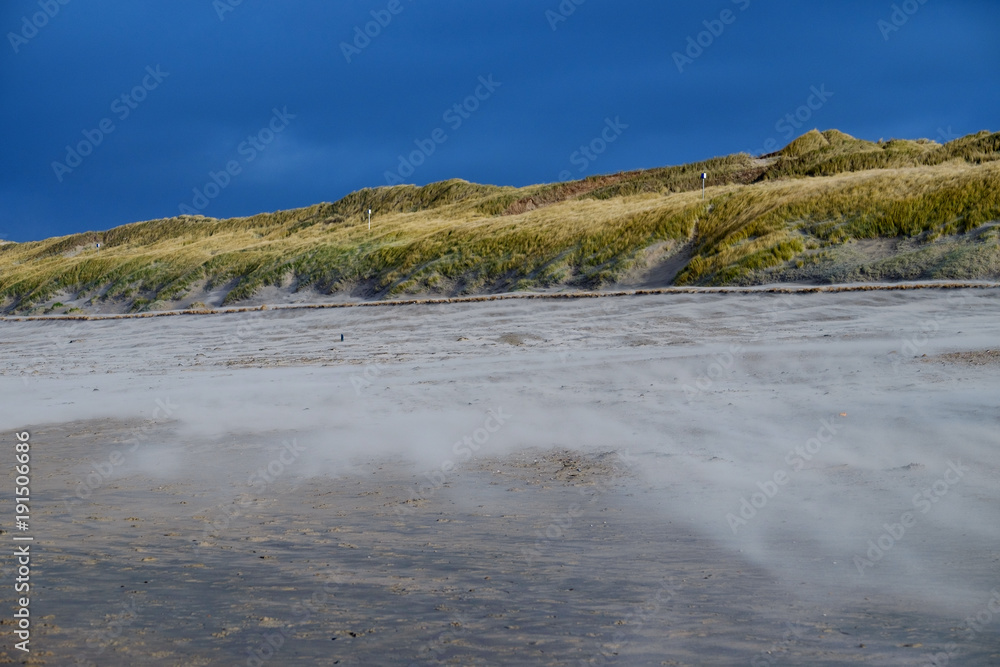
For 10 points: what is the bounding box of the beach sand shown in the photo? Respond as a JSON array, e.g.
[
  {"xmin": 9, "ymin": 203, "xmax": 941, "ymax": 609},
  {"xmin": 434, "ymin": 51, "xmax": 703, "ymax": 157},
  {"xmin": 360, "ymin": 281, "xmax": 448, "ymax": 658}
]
[{"xmin": 1, "ymin": 288, "xmax": 999, "ymax": 665}]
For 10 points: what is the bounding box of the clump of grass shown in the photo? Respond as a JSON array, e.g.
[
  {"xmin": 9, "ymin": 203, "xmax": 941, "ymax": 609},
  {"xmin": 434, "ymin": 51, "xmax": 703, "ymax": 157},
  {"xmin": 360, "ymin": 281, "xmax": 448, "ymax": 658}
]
[
  {"xmin": 761, "ymin": 129, "xmax": 1000, "ymax": 181},
  {"xmin": 673, "ymin": 159, "xmax": 1000, "ymax": 284}
]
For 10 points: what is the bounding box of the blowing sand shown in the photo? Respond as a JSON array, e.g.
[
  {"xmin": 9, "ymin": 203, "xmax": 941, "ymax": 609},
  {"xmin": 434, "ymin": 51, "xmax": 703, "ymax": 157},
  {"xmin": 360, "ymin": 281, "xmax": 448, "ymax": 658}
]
[{"xmin": 1, "ymin": 288, "xmax": 998, "ymax": 665}]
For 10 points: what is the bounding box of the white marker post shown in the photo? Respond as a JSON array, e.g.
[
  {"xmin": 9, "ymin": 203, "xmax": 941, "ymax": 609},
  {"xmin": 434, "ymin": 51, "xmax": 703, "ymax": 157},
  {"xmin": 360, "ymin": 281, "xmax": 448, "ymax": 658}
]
[
  {"xmin": 368, "ymin": 208, "xmax": 372, "ymax": 231},
  {"xmin": 701, "ymin": 172, "xmax": 707, "ymax": 200}
]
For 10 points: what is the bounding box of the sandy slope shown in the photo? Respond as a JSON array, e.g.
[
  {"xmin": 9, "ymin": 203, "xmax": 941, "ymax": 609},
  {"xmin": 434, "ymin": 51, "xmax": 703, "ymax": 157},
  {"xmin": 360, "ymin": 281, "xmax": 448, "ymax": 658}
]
[{"xmin": 1, "ymin": 289, "xmax": 998, "ymax": 665}]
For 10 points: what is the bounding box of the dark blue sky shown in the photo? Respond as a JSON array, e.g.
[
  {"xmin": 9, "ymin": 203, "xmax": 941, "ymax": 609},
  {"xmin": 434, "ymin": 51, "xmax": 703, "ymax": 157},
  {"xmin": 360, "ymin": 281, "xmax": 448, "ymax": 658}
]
[{"xmin": 2, "ymin": 1, "xmax": 997, "ymax": 242}]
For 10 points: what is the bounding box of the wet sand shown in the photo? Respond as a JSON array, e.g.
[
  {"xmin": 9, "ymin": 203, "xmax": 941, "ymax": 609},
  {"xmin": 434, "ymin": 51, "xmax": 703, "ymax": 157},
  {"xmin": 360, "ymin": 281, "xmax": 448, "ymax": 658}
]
[{"xmin": 2, "ymin": 289, "xmax": 999, "ymax": 665}]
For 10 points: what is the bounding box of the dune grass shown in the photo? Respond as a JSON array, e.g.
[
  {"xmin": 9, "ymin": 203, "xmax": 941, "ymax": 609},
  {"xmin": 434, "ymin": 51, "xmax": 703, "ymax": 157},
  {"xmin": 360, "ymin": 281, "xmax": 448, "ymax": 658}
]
[
  {"xmin": 2, "ymin": 129, "xmax": 999, "ymax": 313},
  {"xmin": 675, "ymin": 159, "xmax": 1000, "ymax": 284}
]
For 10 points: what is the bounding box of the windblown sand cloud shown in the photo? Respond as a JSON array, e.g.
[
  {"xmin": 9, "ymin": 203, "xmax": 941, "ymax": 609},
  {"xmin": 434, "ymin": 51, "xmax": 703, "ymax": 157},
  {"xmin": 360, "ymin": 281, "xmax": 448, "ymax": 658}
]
[{"xmin": 1, "ymin": 288, "xmax": 997, "ymax": 664}]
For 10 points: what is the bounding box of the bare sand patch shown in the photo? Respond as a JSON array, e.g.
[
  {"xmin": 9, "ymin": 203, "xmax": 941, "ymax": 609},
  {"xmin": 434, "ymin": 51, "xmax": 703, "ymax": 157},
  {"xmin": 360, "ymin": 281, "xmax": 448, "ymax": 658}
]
[{"xmin": 929, "ymin": 349, "xmax": 1000, "ymax": 366}]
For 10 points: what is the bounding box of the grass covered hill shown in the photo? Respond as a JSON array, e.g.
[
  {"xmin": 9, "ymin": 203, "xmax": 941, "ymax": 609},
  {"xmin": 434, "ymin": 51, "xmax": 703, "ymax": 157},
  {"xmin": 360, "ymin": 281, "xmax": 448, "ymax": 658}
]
[{"xmin": 2, "ymin": 129, "xmax": 1000, "ymax": 314}]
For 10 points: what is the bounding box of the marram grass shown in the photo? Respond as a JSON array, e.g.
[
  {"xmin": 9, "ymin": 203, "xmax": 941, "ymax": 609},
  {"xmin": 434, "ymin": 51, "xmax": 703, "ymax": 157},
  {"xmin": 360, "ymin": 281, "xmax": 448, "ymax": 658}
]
[{"xmin": 2, "ymin": 129, "xmax": 999, "ymax": 313}]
